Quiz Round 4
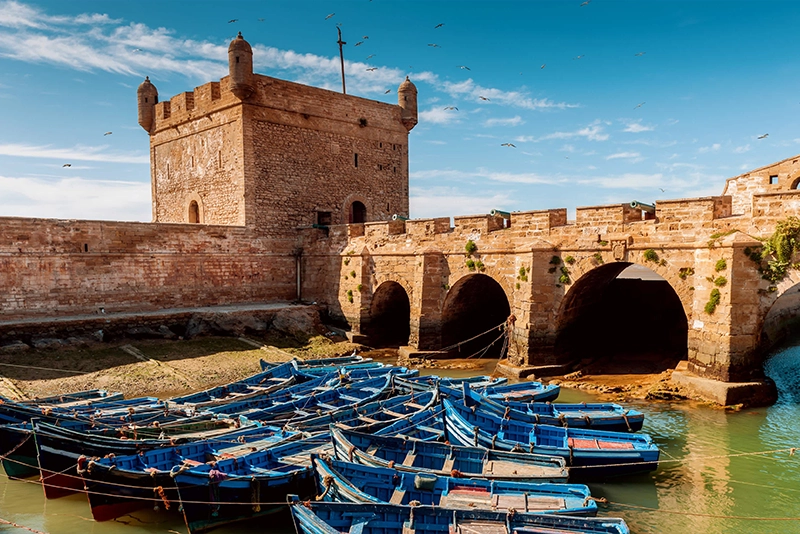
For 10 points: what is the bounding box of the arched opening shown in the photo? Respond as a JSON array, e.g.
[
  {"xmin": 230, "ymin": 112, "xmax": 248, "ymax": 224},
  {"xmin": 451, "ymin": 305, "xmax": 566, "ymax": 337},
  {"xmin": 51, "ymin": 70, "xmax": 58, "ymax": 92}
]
[
  {"xmin": 441, "ymin": 274, "xmax": 511, "ymax": 358},
  {"xmin": 760, "ymin": 283, "xmax": 800, "ymax": 354},
  {"xmin": 761, "ymin": 283, "xmax": 800, "ymax": 402},
  {"xmin": 554, "ymin": 263, "xmax": 687, "ymax": 374},
  {"xmin": 791, "ymin": 177, "xmax": 800, "ymax": 190},
  {"xmin": 364, "ymin": 282, "xmax": 410, "ymax": 347},
  {"xmin": 350, "ymin": 201, "xmax": 367, "ymax": 224},
  {"xmin": 188, "ymin": 201, "xmax": 200, "ymax": 223}
]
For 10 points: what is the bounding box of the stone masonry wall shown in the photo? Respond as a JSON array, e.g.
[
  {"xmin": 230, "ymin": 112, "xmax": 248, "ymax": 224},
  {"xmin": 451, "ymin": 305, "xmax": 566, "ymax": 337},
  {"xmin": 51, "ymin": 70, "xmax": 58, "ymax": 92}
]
[{"xmin": 0, "ymin": 217, "xmax": 296, "ymax": 321}]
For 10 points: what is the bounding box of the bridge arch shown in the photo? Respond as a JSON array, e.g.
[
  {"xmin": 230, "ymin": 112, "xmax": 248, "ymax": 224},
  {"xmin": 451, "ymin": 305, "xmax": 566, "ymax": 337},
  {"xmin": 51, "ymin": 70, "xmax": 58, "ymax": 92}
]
[
  {"xmin": 757, "ymin": 271, "xmax": 800, "ymax": 357},
  {"xmin": 553, "ymin": 261, "xmax": 688, "ymax": 373},
  {"xmin": 363, "ymin": 281, "xmax": 411, "ymax": 347},
  {"xmin": 441, "ymin": 273, "xmax": 511, "ymax": 358}
]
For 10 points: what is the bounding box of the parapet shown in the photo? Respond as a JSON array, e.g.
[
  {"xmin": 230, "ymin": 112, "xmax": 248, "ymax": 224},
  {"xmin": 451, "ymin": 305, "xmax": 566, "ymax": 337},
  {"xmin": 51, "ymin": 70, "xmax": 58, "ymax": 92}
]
[
  {"xmin": 406, "ymin": 217, "xmax": 451, "ymax": 238},
  {"xmin": 656, "ymin": 196, "xmax": 732, "ymax": 223},
  {"xmin": 575, "ymin": 203, "xmax": 644, "ymax": 226},
  {"xmin": 510, "ymin": 209, "xmax": 567, "ymax": 231}
]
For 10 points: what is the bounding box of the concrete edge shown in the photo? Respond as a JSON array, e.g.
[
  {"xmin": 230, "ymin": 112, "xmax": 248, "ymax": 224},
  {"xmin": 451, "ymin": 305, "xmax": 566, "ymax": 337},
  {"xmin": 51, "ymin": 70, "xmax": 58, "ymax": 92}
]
[{"xmin": 671, "ymin": 370, "xmax": 777, "ymax": 407}]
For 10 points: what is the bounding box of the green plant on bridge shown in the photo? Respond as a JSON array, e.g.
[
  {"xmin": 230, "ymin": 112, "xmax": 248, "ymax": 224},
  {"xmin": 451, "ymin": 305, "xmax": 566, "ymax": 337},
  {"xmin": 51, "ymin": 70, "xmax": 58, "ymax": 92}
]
[
  {"xmin": 592, "ymin": 252, "xmax": 604, "ymax": 265},
  {"xmin": 564, "ymin": 255, "xmax": 576, "ymax": 265},
  {"xmin": 678, "ymin": 267, "xmax": 695, "ymax": 280},
  {"xmin": 346, "ymin": 289, "xmax": 354, "ymax": 303},
  {"xmin": 558, "ymin": 266, "xmax": 571, "ymax": 285},
  {"xmin": 475, "ymin": 260, "xmax": 485, "ymax": 272},
  {"xmin": 705, "ymin": 288, "xmax": 721, "ymax": 314},
  {"xmin": 549, "ymin": 255, "xmax": 561, "ymax": 265},
  {"xmin": 465, "ymin": 240, "xmax": 477, "ymax": 256},
  {"xmin": 707, "ymin": 229, "xmax": 739, "ymax": 249},
  {"xmin": 713, "ymin": 276, "xmax": 728, "ymax": 287},
  {"xmin": 715, "ymin": 258, "xmax": 727, "ymax": 272},
  {"xmin": 518, "ymin": 266, "xmax": 528, "ymax": 282},
  {"xmin": 466, "ymin": 258, "xmax": 476, "ymax": 271},
  {"xmin": 758, "ymin": 216, "xmax": 800, "ymax": 283},
  {"xmin": 643, "ymin": 249, "xmax": 659, "ymax": 262},
  {"xmin": 343, "ymin": 257, "xmax": 350, "ymax": 266}
]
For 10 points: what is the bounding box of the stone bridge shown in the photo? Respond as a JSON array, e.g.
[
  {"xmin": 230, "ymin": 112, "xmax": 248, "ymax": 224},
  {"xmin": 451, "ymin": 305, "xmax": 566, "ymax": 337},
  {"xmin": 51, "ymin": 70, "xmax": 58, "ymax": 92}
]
[{"xmin": 302, "ymin": 159, "xmax": 800, "ymax": 403}]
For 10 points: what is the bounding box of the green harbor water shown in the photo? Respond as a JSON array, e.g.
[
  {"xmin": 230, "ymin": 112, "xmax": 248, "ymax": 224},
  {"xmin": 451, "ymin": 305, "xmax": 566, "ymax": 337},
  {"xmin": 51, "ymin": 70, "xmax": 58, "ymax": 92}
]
[{"xmin": 1, "ymin": 350, "xmax": 799, "ymax": 534}]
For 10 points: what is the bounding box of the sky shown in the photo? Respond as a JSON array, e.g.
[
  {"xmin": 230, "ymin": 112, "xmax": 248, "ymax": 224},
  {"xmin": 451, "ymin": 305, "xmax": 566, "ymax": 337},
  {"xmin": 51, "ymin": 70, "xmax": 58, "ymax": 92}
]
[{"xmin": 1, "ymin": 0, "xmax": 800, "ymax": 222}]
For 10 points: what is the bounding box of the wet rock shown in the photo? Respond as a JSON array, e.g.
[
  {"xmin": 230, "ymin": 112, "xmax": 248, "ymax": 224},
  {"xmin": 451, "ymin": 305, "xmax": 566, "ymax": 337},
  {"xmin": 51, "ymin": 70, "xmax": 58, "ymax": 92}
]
[
  {"xmin": 31, "ymin": 338, "xmax": 65, "ymax": 350},
  {"xmin": 158, "ymin": 325, "xmax": 178, "ymax": 339},
  {"xmin": 271, "ymin": 307, "xmax": 322, "ymax": 343},
  {"xmin": 185, "ymin": 313, "xmax": 269, "ymax": 339},
  {"xmin": 563, "ymin": 371, "xmax": 583, "ymax": 380},
  {"xmin": 0, "ymin": 341, "xmax": 30, "ymax": 354}
]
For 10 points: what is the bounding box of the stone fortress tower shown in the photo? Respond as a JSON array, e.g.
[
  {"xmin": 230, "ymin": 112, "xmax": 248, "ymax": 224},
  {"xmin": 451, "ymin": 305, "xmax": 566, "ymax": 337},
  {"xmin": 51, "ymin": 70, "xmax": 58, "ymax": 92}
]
[{"xmin": 138, "ymin": 33, "xmax": 418, "ymax": 238}]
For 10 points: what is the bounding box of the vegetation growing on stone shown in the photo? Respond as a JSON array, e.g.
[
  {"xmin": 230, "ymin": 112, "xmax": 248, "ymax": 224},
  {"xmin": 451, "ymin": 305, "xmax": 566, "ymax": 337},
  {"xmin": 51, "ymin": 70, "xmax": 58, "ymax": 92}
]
[
  {"xmin": 343, "ymin": 257, "xmax": 350, "ymax": 266},
  {"xmin": 346, "ymin": 289, "xmax": 353, "ymax": 303},
  {"xmin": 705, "ymin": 288, "xmax": 721, "ymax": 314},
  {"xmin": 678, "ymin": 267, "xmax": 695, "ymax": 280},
  {"xmin": 465, "ymin": 240, "xmax": 477, "ymax": 255},
  {"xmin": 466, "ymin": 258, "xmax": 476, "ymax": 271},
  {"xmin": 475, "ymin": 260, "xmax": 485, "ymax": 272},
  {"xmin": 558, "ymin": 266, "xmax": 571, "ymax": 285},
  {"xmin": 592, "ymin": 252, "xmax": 604, "ymax": 265},
  {"xmin": 598, "ymin": 240, "xmax": 609, "ymax": 247},
  {"xmin": 758, "ymin": 216, "xmax": 800, "ymax": 283},
  {"xmin": 564, "ymin": 255, "xmax": 576, "ymax": 265},
  {"xmin": 518, "ymin": 266, "xmax": 528, "ymax": 282},
  {"xmin": 643, "ymin": 249, "xmax": 659, "ymax": 262},
  {"xmin": 549, "ymin": 255, "xmax": 561, "ymax": 265},
  {"xmin": 350, "ymin": 270, "xmax": 356, "ymax": 278},
  {"xmin": 715, "ymin": 259, "xmax": 727, "ymax": 272},
  {"xmin": 707, "ymin": 229, "xmax": 739, "ymax": 248},
  {"xmin": 713, "ymin": 276, "xmax": 728, "ymax": 287}
]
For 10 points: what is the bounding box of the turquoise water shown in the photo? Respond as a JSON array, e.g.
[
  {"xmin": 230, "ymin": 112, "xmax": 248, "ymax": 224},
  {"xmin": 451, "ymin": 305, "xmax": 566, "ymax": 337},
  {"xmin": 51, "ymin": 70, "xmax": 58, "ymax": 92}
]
[{"xmin": 0, "ymin": 351, "xmax": 799, "ymax": 533}]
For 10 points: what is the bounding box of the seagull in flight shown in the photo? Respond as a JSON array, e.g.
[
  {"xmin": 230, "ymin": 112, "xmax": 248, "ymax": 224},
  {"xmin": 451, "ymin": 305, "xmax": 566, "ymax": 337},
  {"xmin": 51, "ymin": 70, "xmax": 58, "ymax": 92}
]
[
  {"xmin": 103, "ymin": 131, "xmax": 112, "ymax": 136},
  {"xmin": 457, "ymin": 65, "xmax": 470, "ymax": 70},
  {"xmin": 258, "ymin": 18, "xmax": 265, "ymax": 22},
  {"xmin": 540, "ymin": 64, "xmax": 546, "ymax": 69},
  {"xmin": 228, "ymin": 19, "xmax": 238, "ymax": 23},
  {"xmin": 757, "ymin": 133, "xmax": 769, "ymax": 139},
  {"xmin": 384, "ymin": 89, "xmax": 391, "ymax": 94},
  {"xmin": 366, "ymin": 67, "xmax": 378, "ymax": 71},
  {"xmin": 479, "ymin": 96, "xmax": 490, "ymax": 101},
  {"xmin": 354, "ymin": 41, "xmax": 364, "ymax": 46},
  {"xmin": 573, "ymin": 55, "xmax": 584, "ymax": 60},
  {"xmin": 428, "ymin": 43, "xmax": 441, "ymax": 48},
  {"xmin": 325, "ymin": 13, "xmax": 335, "ymax": 20},
  {"xmin": 434, "ymin": 23, "xmax": 444, "ymax": 28},
  {"xmin": 366, "ymin": 54, "xmax": 375, "ymax": 59},
  {"xmin": 62, "ymin": 163, "xmax": 71, "ymax": 167},
  {"xmin": 659, "ymin": 188, "xmax": 666, "ymax": 192},
  {"xmin": 635, "ymin": 52, "xmax": 646, "ymax": 56},
  {"xmin": 131, "ymin": 48, "xmax": 142, "ymax": 53},
  {"xmin": 634, "ymin": 102, "xmax": 646, "ymax": 109},
  {"xmin": 580, "ymin": 0, "xmax": 591, "ymax": 5},
  {"xmin": 501, "ymin": 143, "xmax": 516, "ymax": 148},
  {"xmin": 363, "ymin": 35, "xmax": 369, "ymax": 40},
  {"xmin": 444, "ymin": 106, "xmax": 458, "ymax": 111}
]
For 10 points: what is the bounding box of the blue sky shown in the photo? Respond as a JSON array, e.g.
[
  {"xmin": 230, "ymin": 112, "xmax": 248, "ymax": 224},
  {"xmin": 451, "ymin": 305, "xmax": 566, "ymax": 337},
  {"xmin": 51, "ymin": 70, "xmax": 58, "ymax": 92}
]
[{"xmin": 1, "ymin": 0, "xmax": 800, "ymax": 222}]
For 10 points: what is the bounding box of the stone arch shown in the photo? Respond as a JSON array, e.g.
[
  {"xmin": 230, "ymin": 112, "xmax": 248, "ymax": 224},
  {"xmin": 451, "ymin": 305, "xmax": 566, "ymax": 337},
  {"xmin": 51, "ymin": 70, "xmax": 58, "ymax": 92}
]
[
  {"xmin": 756, "ymin": 271, "xmax": 800, "ymax": 357},
  {"xmin": 186, "ymin": 193, "xmax": 204, "ymax": 224},
  {"xmin": 441, "ymin": 273, "xmax": 511, "ymax": 358},
  {"xmin": 791, "ymin": 176, "xmax": 800, "ymax": 190},
  {"xmin": 553, "ymin": 261, "xmax": 689, "ymax": 372},
  {"xmin": 342, "ymin": 193, "xmax": 368, "ymax": 224},
  {"xmin": 363, "ymin": 281, "xmax": 411, "ymax": 347}
]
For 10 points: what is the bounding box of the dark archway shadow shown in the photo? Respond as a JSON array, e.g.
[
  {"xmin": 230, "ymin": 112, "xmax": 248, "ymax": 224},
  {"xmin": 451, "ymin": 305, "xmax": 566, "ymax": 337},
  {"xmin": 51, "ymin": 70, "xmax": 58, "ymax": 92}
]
[
  {"xmin": 364, "ymin": 281, "xmax": 411, "ymax": 348},
  {"xmin": 554, "ymin": 262, "xmax": 688, "ymax": 374},
  {"xmin": 441, "ymin": 274, "xmax": 511, "ymax": 358}
]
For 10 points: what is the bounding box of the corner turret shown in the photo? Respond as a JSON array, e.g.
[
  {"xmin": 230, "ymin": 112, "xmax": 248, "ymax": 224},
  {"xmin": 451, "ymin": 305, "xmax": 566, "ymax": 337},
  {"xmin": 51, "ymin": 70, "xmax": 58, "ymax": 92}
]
[
  {"xmin": 228, "ymin": 32, "xmax": 254, "ymax": 100},
  {"xmin": 398, "ymin": 76, "xmax": 418, "ymax": 131},
  {"xmin": 137, "ymin": 76, "xmax": 158, "ymax": 133}
]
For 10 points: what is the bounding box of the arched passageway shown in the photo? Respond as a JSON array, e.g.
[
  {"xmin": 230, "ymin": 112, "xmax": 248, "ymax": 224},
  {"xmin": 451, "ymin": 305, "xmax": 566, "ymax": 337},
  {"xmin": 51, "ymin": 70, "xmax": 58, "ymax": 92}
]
[
  {"xmin": 350, "ymin": 201, "xmax": 367, "ymax": 223},
  {"xmin": 760, "ymin": 282, "xmax": 800, "ymax": 354},
  {"xmin": 441, "ymin": 274, "xmax": 511, "ymax": 358},
  {"xmin": 364, "ymin": 281, "xmax": 410, "ymax": 347},
  {"xmin": 554, "ymin": 263, "xmax": 687, "ymax": 373}
]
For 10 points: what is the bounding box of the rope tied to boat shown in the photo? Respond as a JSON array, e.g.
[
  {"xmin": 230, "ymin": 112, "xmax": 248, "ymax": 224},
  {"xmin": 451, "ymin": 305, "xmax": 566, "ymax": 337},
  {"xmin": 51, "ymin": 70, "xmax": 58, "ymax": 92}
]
[
  {"xmin": 76, "ymin": 455, "xmax": 89, "ymax": 475},
  {"xmin": 503, "ymin": 406, "xmax": 510, "ymax": 420},
  {"xmin": 348, "ymin": 445, "xmax": 355, "ymax": 462},
  {"xmin": 622, "ymin": 412, "xmax": 632, "ymax": 432},
  {"xmin": 315, "ymin": 474, "xmax": 334, "ymax": 501},
  {"xmin": 584, "ymin": 415, "xmax": 592, "ymax": 428},
  {"xmin": 491, "ymin": 434, "xmax": 498, "ymax": 450},
  {"xmin": 473, "ymin": 426, "xmax": 479, "ymax": 447},
  {"xmin": 450, "ymin": 469, "xmax": 464, "ymax": 478},
  {"xmin": 585, "ymin": 496, "xmax": 609, "ymax": 506},
  {"xmin": 169, "ymin": 463, "xmax": 191, "ymax": 478},
  {"xmin": 153, "ymin": 485, "xmax": 170, "ymax": 511},
  {"xmin": 409, "ymin": 500, "xmax": 421, "ymax": 507}
]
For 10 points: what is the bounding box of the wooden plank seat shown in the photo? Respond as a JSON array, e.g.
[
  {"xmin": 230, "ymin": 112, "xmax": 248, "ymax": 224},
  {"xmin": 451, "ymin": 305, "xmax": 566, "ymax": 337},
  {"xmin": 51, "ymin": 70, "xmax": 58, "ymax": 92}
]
[
  {"xmin": 597, "ymin": 440, "xmax": 634, "ymax": 450},
  {"xmin": 482, "ymin": 459, "xmax": 549, "ymax": 477},
  {"xmin": 339, "ymin": 394, "xmax": 360, "ymax": 403},
  {"xmin": 405, "ymin": 402, "xmax": 425, "ymax": 410},
  {"xmin": 567, "ymin": 438, "xmax": 599, "ymax": 449}
]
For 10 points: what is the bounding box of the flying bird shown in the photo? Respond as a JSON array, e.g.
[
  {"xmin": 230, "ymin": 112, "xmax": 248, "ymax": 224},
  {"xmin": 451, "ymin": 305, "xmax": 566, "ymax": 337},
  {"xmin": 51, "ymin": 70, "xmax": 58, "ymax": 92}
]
[
  {"xmin": 573, "ymin": 55, "xmax": 584, "ymax": 60},
  {"xmin": 634, "ymin": 102, "xmax": 646, "ymax": 109},
  {"xmin": 659, "ymin": 188, "xmax": 666, "ymax": 192},
  {"xmin": 131, "ymin": 48, "xmax": 142, "ymax": 53},
  {"xmin": 257, "ymin": 18, "xmax": 265, "ymax": 22},
  {"xmin": 540, "ymin": 64, "xmax": 546, "ymax": 69},
  {"xmin": 384, "ymin": 89, "xmax": 391, "ymax": 94},
  {"xmin": 580, "ymin": 0, "xmax": 591, "ymax": 5},
  {"xmin": 228, "ymin": 19, "xmax": 238, "ymax": 23},
  {"xmin": 479, "ymin": 96, "xmax": 490, "ymax": 101},
  {"xmin": 635, "ymin": 51, "xmax": 646, "ymax": 56},
  {"xmin": 457, "ymin": 65, "xmax": 470, "ymax": 70},
  {"xmin": 758, "ymin": 133, "xmax": 769, "ymax": 139},
  {"xmin": 428, "ymin": 43, "xmax": 441, "ymax": 48},
  {"xmin": 62, "ymin": 163, "xmax": 71, "ymax": 167},
  {"xmin": 501, "ymin": 143, "xmax": 516, "ymax": 148},
  {"xmin": 363, "ymin": 35, "xmax": 369, "ymax": 39},
  {"xmin": 366, "ymin": 54, "xmax": 375, "ymax": 59},
  {"xmin": 366, "ymin": 67, "xmax": 378, "ymax": 71},
  {"xmin": 103, "ymin": 131, "xmax": 112, "ymax": 136},
  {"xmin": 354, "ymin": 41, "xmax": 364, "ymax": 46},
  {"xmin": 325, "ymin": 13, "xmax": 335, "ymax": 19},
  {"xmin": 444, "ymin": 106, "xmax": 458, "ymax": 111},
  {"xmin": 434, "ymin": 23, "xmax": 444, "ymax": 28}
]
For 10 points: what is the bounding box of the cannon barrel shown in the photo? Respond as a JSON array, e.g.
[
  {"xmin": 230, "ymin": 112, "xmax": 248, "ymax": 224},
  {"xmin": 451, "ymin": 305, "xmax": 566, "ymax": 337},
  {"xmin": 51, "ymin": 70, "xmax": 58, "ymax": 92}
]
[
  {"xmin": 490, "ymin": 209, "xmax": 511, "ymax": 219},
  {"xmin": 391, "ymin": 214, "xmax": 409, "ymax": 221},
  {"xmin": 630, "ymin": 200, "xmax": 655, "ymax": 213}
]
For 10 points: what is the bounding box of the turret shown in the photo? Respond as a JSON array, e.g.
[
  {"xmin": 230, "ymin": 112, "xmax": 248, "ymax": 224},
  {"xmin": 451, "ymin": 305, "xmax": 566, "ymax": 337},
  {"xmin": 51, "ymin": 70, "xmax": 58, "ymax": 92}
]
[
  {"xmin": 137, "ymin": 76, "xmax": 158, "ymax": 133},
  {"xmin": 398, "ymin": 76, "xmax": 418, "ymax": 131},
  {"xmin": 228, "ymin": 32, "xmax": 254, "ymax": 100}
]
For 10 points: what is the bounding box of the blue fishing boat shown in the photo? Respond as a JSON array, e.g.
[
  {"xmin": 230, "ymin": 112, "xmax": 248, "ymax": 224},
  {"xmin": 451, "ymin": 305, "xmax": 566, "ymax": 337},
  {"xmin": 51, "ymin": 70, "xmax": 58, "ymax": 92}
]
[
  {"xmin": 286, "ymin": 390, "xmax": 437, "ymax": 433},
  {"xmin": 259, "ymin": 353, "xmax": 370, "ymax": 370},
  {"xmin": 260, "ymin": 357, "xmax": 384, "ymax": 375},
  {"xmin": 172, "ymin": 434, "xmax": 331, "ymax": 533},
  {"xmin": 442, "ymin": 398, "xmax": 660, "ymax": 479},
  {"xmin": 442, "ymin": 383, "xmax": 645, "ymax": 432},
  {"xmin": 331, "ymin": 426, "xmax": 569, "ymax": 483},
  {"xmin": 475, "ymin": 379, "xmax": 561, "ymax": 403},
  {"xmin": 403, "ymin": 374, "xmax": 508, "ymax": 389},
  {"xmin": 166, "ymin": 360, "xmax": 302, "ymax": 408},
  {"xmin": 311, "ymin": 455, "xmax": 596, "ymax": 516},
  {"xmin": 289, "ymin": 497, "xmax": 632, "ymax": 534},
  {"xmin": 80, "ymin": 424, "xmax": 300, "ymax": 522},
  {"xmin": 21, "ymin": 389, "xmax": 125, "ymax": 407}
]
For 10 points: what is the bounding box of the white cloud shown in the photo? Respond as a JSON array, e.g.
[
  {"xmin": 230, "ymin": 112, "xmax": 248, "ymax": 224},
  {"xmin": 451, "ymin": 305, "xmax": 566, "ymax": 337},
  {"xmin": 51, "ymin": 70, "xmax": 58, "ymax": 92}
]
[
  {"xmin": 483, "ymin": 116, "xmax": 523, "ymax": 127},
  {"xmin": 578, "ymin": 173, "xmax": 664, "ymax": 189},
  {"xmin": 0, "ymin": 174, "xmax": 150, "ymax": 221},
  {"xmin": 440, "ymin": 78, "xmax": 579, "ymax": 111},
  {"xmin": 410, "ymin": 186, "xmax": 513, "ymax": 219},
  {"xmin": 698, "ymin": 143, "xmax": 721, "ymax": 153},
  {"xmin": 411, "ymin": 167, "xmax": 555, "ymax": 185},
  {"xmin": 419, "ymin": 107, "xmax": 460, "ymax": 125},
  {"xmin": 734, "ymin": 144, "xmax": 751, "ymax": 153},
  {"xmin": 0, "ymin": 143, "xmax": 148, "ymax": 164},
  {"xmin": 518, "ymin": 120, "xmax": 609, "ymax": 143},
  {"xmin": 425, "ymin": 140, "xmax": 447, "ymax": 145},
  {"xmin": 622, "ymin": 120, "xmax": 654, "ymax": 133},
  {"xmin": 606, "ymin": 152, "xmax": 641, "ymax": 160}
]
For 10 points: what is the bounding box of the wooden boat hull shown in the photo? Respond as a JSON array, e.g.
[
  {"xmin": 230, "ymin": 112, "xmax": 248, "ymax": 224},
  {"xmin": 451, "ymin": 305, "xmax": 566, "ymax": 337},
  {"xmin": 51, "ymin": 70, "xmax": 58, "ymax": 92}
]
[{"xmin": 289, "ymin": 497, "xmax": 631, "ymax": 534}]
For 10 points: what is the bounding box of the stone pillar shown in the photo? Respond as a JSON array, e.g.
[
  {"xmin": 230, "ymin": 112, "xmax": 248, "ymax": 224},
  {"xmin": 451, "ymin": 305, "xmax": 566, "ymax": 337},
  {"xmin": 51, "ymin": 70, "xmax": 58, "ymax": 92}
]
[{"xmin": 409, "ymin": 250, "xmax": 448, "ymax": 350}]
